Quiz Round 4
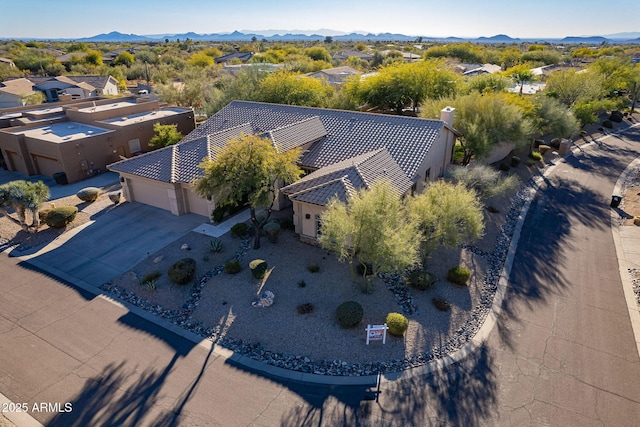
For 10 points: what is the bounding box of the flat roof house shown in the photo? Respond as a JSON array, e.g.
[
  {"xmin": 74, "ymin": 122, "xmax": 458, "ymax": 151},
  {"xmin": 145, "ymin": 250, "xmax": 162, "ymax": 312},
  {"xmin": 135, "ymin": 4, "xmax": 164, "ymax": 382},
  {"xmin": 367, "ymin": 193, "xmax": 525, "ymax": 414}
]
[
  {"xmin": 0, "ymin": 96, "xmax": 195, "ymax": 184},
  {"xmin": 108, "ymin": 101, "xmax": 458, "ymax": 242}
]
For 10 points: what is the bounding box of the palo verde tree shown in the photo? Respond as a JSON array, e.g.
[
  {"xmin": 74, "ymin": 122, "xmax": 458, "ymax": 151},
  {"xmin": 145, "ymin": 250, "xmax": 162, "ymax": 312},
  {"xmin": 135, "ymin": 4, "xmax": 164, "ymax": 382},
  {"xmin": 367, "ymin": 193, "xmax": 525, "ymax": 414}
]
[
  {"xmin": 149, "ymin": 123, "xmax": 183, "ymax": 148},
  {"xmin": 407, "ymin": 181, "xmax": 484, "ymax": 266},
  {"xmin": 0, "ymin": 180, "xmax": 50, "ymax": 232},
  {"xmin": 422, "ymin": 93, "xmax": 532, "ymax": 165},
  {"xmin": 318, "ymin": 180, "xmax": 421, "ymax": 293},
  {"xmin": 195, "ymin": 133, "xmax": 303, "ymax": 249}
]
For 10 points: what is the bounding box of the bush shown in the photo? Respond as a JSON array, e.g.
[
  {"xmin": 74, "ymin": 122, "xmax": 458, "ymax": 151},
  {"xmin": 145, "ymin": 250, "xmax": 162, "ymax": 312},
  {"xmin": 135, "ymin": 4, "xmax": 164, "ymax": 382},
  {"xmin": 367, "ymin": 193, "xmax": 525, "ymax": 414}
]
[
  {"xmin": 533, "ymin": 139, "xmax": 544, "ymax": 148},
  {"xmin": 208, "ymin": 238, "xmax": 223, "ymax": 253},
  {"xmin": 211, "ymin": 206, "xmax": 225, "ymax": 223},
  {"xmin": 76, "ymin": 187, "xmax": 100, "ymax": 202},
  {"xmin": 510, "ymin": 156, "xmax": 521, "ymax": 167},
  {"xmin": 538, "ymin": 144, "xmax": 551, "ymax": 155},
  {"xmin": 385, "ymin": 312, "xmax": 409, "ymax": 336},
  {"xmin": 249, "ymin": 259, "xmax": 268, "ymax": 279},
  {"xmin": 602, "ymin": 119, "xmax": 613, "ymax": 129},
  {"xmin": 336, "ymin": 301, "xmax": 364, "ymax": 328},
  {"xmin": 44, "ymin": 206, "xmax": 78, "ymax": 228},
  {"xmin": 529, "ymin": 151, "xmax": 543, "ymax": 161},
  {"xmin": 610, "ymin": 110, "xmax": 623, "ymax": 123},
  {"xmin": 231, "ymin": 222, "xmax": 247, "ymax": 237},
  {"xmin": 167, "ymin": 258, "xmax": 196, "ymax": 285},
  {"xmin": 108, "ymin": 191, "xmax": 121, "ymax": 204},
  {"xmin": 279, "ymin": 217, "xmax": 294, "ymax": 230},
  {"xmin": 263, "ymin": 222, "xmax": 281, "ymax": 243},
  {"xmin": 406, "ymin": 269, "xmax": 436, "ymax": 290},
  {"xmin": 224, "ymin": 260, "xmax": 241, "ymax": 274},
  {"xmin": 580, "ymin": 130, "xmax": 587, "ymax": 137},
  {"xmin": 447, "ymin": 266, "xmax": 471, "ymax": 286},
  {"xmin": 432, "ymin": 297, "xmax": 451, "ymax": 311},
  {"xmin": 526, "ymin": 159, "xmax": 536, "ymax": 167},
  {"xmin": 498, "ymin": 162, "xmax": 510, "ymax": 172},
  {"xmin": 141, "ymin": 270, "xmax": 161, "ymax": 284},
  {"xmin": 550, "ymin": 138, "xmax": 561, "ymax": 149},
  {"xmin": 307, "ymin": 262, "xmax": 320, "ymax": 273},
  {"xmin": 297, "ymin": 303, "xmax": 314, "ymax": 314}
]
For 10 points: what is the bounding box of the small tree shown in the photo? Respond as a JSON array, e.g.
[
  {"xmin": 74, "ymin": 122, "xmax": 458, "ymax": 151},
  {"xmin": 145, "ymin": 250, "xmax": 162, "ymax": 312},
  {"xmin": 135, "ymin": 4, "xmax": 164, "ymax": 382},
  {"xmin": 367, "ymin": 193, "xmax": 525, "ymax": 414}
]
[
  {"xmin": 319, "ymin": 180, "xmax": 420, "ymax": 292},
  {"xmin": 407, "ymin": 181, "xmax": 484, "ymax": 266},
  {"xmin": 0, "ymin": 180, "xmax": 50, "ymax": 232},
  {"xmin": 505, "ymin": 64, "xmax": 535, "ymax": 97},
  {"xmin": 149, "ymin": 123, "xmax": 183, "ymax": 149},
  {"xmin": 195, "ymin": 134, "xmax": 303, "ymax": 249}
]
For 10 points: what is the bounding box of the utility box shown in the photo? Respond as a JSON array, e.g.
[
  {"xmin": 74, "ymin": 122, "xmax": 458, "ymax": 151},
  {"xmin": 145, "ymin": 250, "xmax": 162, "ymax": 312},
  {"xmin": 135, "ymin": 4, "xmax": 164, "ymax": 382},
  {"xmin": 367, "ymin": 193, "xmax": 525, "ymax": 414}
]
[{"xmin": 559, "ymin": 140, "xmax": 571, "ymax": 156}]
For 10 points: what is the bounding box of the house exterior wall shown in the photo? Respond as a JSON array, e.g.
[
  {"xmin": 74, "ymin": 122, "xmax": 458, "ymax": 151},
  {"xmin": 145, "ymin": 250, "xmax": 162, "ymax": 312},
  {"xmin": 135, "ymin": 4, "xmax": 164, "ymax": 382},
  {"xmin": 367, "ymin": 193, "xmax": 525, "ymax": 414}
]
[
  {"xmin": 182, "ymin": 184, "xmax": 212, "ymax": 218},
  {"xmin": 123, "ymin": 174, "xmax": 175, "ymax": 212},
  {"xmin": 0, "ymin": 92, "xmax": 22, "ymax": 109},
  {"xmin": 291, "ymin": 200, "xmax": 325, "ymax": 244},
  {"xmin": 412, "ymin": 128, "xmax": 456, "ymax": 194}
]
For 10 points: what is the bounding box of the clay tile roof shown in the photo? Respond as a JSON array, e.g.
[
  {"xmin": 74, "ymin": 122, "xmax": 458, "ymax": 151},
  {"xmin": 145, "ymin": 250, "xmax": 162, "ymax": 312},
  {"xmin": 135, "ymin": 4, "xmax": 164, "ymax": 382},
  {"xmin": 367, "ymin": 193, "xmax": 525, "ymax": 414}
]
[{"xmin": 263, "ymin": 116, "xmax": 327, "ymax": 152}]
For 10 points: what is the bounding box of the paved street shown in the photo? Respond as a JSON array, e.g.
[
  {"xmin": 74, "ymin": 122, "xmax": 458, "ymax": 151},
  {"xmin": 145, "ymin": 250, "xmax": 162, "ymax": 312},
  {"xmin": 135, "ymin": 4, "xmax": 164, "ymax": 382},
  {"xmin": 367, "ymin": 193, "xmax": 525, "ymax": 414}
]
[{"xmin": 1, "ymin": 126, "xmax": 640, "ymax": 426}]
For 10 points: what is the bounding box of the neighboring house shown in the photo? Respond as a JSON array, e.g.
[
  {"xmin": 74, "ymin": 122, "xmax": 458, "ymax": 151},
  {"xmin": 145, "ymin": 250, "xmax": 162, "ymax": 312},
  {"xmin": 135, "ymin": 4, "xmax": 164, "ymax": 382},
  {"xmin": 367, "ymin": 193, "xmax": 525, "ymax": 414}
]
[
  {"xmin": 214, "ymin": 51, "xmax": 254, "ymax": 64},
  {"xmin": 55, "ymin": 51, "xmax": 89, "ymax": 66},
  {"xmin": 102, "ymin": 48, "xmax": 136, "ymax": 64},
  {"xmin": 0, "ymin": 96, "xmax": 195, "ymax": 184},
  {"xmin": 507, "ymin": 82, "xmax": 546, "ymax": 95},
  {"xmin": 462, "ymin": 63, "xmax": 502, "ymax": 76},
  {"xmin": 0, "ymin": 57, "xmax": 16, "ymax": 68},
  {"xmin": 30, "ymin": 75, "xmax": 119, "ymax": 102},
  {"xmin": 380, "ymin": 50, "xmax": 421, "ymax": 62},
  {"xmin": 306, "ymin": 66, "xmax": 361, "ymax": 87},
  {"xmin": 221, "ymin": 63, "xmax": 283, "ymax": 75},
  {"xmin": 108, "ymin": 101, "xmax": 459, "ymax": 243},
  {"xmin": 332, "ymin": 51, "xmax": 374, "ymax": 62},
  {"xmin": 0, "ymin": 78, "xmax": 38, "ymax": 108}
]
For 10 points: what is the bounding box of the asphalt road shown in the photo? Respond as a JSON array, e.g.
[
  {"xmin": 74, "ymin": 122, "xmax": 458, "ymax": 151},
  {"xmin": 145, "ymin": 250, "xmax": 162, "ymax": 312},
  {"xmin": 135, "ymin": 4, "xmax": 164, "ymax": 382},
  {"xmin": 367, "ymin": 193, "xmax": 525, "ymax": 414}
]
[{"xmin": 1, "ymin": 127, "xmax": 640, "ymax": 426}]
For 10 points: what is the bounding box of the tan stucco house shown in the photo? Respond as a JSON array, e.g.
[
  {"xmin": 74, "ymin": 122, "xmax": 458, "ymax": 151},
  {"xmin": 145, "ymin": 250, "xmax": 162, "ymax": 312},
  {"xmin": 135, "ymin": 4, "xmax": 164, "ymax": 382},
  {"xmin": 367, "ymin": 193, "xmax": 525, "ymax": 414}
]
[
  {"xmin": 108, "ymin": 101, "xmax": 458, "ymax": 242},
  {"xmin": 0, "ymin": 96, "xmax": 195, "ymax": 183}
]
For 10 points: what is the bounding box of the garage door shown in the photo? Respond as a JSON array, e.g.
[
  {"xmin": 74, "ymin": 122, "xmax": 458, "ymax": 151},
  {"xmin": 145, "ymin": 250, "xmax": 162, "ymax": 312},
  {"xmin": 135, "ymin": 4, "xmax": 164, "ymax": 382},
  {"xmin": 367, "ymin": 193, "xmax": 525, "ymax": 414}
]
[
  {"xmin": 184, "ymin": 187, "xmax": 210, "ymax": 217},
  {"xmin": 32, "ymin": 154, "xmax": 62, "ymax": 177},
  {"xmin": 129, "ymin": 179, "xmax": 172, "ymax": 212}
]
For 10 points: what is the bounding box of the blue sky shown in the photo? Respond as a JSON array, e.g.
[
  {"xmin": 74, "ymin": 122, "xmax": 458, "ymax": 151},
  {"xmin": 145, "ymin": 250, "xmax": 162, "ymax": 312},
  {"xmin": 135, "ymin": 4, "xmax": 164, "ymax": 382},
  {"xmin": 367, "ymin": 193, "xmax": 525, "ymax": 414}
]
[{"xmin": 1, "ymin": 0, "xmax": 638, "ymax": 39}]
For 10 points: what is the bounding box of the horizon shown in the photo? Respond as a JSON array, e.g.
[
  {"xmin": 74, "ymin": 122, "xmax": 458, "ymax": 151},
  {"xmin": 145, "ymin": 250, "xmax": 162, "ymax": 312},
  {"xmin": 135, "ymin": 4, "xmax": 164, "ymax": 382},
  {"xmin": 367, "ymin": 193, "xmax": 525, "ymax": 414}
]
[{"xmin": 1, "ymin": 0, "xmax": 639, "ymax": 40}]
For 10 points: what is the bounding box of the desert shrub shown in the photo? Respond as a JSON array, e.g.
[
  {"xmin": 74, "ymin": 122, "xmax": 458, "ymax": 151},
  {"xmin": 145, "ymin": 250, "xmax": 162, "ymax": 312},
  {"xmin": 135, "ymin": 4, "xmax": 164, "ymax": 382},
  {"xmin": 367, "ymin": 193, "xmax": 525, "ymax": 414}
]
[
  {"xmin": 538, "ymin": 144, "xmax": 551, "ymax": 155},
  {"xmin": 224, "ymin": 260, "xmax": 241, "ymax": 274},
  {"xmin": 208, "ymin": 238, "xmax": 223, "ymax": 253},
  {"xmin": 44, "ymin": 206, "xmax": 78, "ymax": 228},
  {"xmin": 609, "ymin": 110, "xmax": 623, "ymax": 123},
  {"xmin": 526, "ymin": 159, "xmax": 536, "ymax": 167},
  {"xmin": 249, "ymin": 259, "xmax": 268, "ymax": 279},
  {"xmin": 297, "ymin": 279, "xmax": 307, "ymax": 288},
  {"xmin": 263, "ymin": 222, "xmax": 281, "ymax": 243},
  {"xmin": 297, "ymin": 303, "xmax": 314, "ymax": 314},
  {"xmin": 580, "ymin": 130, "xmax": 587, "ymax": 136},
  {"xmin": 533, "ymin": 139, "xmax": 544, "ymax": 148},
  {"xmin": 498, "ymin": 162, "xmax": 510, "ymax": 171},
  {"xmin": 336, "ymin": 301, "xmax": 364, "ymax": 328},
  {"xmin": 432, "ymin": 297, "xmax": 451, "ymax": 311},
  {"xmin": 447, "ymin": 266, "xmax": 471, "ymax": 285},
  {"xmin": 167, "ymin": 258, "xmax": 196, "ymax": 285},
  {"xmin": 211, "ymin": 206, "xmax": 225, "ymax": 223},
  {"xmin": 385, "ymin": 312, "xmax": 409, "ymax": 336},
  {"xmin": 602, "ymin": 119, "xmax": 613, "ymax": 129},
  {"xmin": 141, "ymin": 270, "xmax": 161, "ymax": 283},
  {"xmin": 76, "ymin": 187, "xmax": 100, "ymax": 202},
  {"xmin": 108, "ymin": 191, "xmax": 121, "ymax": 204},
  {"xmin": 550, "ymin": 138, "xmax": 561, "ymax": 149},
  {"xmin": 510, "ymin": 156, "xmax": 521, "ymax": 167},
  {"xmin": 231, "ymin": 222, "xmax": 247, "ymax": 237},
  {"xmin": 307, "ymin": 262, "xmax": 320, "ymax": 273},
  {"xmin": 406, "ymin": 270, "xmax": 436, "ymax": 290},
  {"xmin": 446, "ymin": 164, "xmax": 519, "ymax": 199},
  {"xmin": 529, "ymin": 151, "xmax": 543, "ymax": 161}
]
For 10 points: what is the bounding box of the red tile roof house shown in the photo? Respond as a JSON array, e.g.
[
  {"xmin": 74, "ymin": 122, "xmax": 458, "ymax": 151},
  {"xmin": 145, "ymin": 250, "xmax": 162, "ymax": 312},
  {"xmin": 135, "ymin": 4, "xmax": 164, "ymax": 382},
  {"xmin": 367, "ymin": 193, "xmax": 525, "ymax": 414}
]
[{"xmin": 108, "ymin": 101, "xmax": 458, "ymax": 243}]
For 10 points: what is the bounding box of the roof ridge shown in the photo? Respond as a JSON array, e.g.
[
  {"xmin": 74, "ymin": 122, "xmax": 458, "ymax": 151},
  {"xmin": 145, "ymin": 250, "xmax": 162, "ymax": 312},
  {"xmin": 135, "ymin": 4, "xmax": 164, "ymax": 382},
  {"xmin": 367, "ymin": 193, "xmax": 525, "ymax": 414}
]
[
  {"xmin": 286, "ymin": 175, "xmax": 351, "ymax": 198},
  {"xmin": 170, "ymin": 144, "xmax": 179, "ymax": 183}
]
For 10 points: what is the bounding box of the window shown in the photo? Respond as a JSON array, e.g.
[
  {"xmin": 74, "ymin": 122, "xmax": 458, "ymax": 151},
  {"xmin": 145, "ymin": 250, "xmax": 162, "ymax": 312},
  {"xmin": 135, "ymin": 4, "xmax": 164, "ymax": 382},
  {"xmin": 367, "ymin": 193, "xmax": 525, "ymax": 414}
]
[
  {"xmin": 315, "ymin": 214, "xmax": 322, "ymax": 238},
  {"xmin": 424, "ymin": 167, "xmax": 431, "ymax": 182}
]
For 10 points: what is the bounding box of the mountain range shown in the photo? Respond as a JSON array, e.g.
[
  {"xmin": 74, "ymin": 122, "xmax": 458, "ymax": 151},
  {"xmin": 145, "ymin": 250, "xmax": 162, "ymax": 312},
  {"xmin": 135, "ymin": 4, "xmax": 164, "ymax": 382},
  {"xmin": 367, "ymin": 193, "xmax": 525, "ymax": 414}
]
[{"xmin": 8, "ymin": 30, "xmax": 640, "ymax": 44}]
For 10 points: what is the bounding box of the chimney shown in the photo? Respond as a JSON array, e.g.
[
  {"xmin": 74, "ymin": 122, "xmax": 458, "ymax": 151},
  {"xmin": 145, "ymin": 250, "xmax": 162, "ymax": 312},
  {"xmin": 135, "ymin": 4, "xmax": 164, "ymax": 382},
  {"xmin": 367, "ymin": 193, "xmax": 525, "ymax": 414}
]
[{"xmin": 440, "ymin": 106, "xmax": 455, "ymax": 127}]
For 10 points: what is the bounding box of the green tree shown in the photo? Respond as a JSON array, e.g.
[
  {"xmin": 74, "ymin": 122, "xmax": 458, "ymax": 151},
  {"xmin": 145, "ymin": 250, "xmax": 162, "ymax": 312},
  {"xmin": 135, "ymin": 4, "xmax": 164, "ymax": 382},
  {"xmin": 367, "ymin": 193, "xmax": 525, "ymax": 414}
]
[
  {"xmin": 0, "ymin": 180, "xmax": 50, "ymax": 232},
  {"xmin": 407, "ymin": 181, "xmax": 484, "ymax": 266},
  {"xmin": 422, "ymin": 93, "xmax": 532, "ymax": 165},
  {"xmin": 19, "ymin": 91, "xmax": 45, "ymax": 105},
  {"xmin": 505, "ymin": 64, "xmax": 535, "ymax": 96},
  {"xmin": 256, "ymin": 71, "xmax": 334, "ymax": 107},
  {"xmin": 319, "ymin": 180, "xmax": 421, "ymax": 292},
  {"xmin": 187, "ymin": 52, "xmax": 214, "ymax": 68},
  {"xmin": 84, "ymin": 50, "xmax": 103, "ymax": 66},
  {"xmin": 113, "ymin": 51, "xmax": 134, "ymax": 66},
  {"xmin": 589, "ymin": 56, "xmax": 639, "ymax": 94},
  {"xmin": 149, "ymin": 123, "xmax": 183, "ymax": 148},
  {"xmin": 195, "ymin": 134, "xmax": 303, "ymax": 249},
  {"xmin": 305, "ymin": 46, "xmax": 331, "ymax": 62}
]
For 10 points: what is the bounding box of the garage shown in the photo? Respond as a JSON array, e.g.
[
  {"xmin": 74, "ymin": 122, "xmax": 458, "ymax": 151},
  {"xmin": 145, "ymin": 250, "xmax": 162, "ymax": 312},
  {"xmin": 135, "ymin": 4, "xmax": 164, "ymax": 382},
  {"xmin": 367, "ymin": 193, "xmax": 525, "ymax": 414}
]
[
  {"xmin": 128, "ymin": 177, "xmax": 172, "ymax": 212},
  {"xmin": 31, "ymin": 154, "xmax": 62, "ymax": 177},
  {"xmin": 183, "ymin": 185, "xmax": 210, "ymax": 217}
]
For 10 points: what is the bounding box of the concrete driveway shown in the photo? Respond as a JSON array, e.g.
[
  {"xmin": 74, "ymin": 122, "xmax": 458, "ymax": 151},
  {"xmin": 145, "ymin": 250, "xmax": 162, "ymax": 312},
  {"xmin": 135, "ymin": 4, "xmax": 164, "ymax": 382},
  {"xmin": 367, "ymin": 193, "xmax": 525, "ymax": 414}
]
[{"xmin": 16, "ymin": 202, "xmax": 207, "ymax": 287}]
